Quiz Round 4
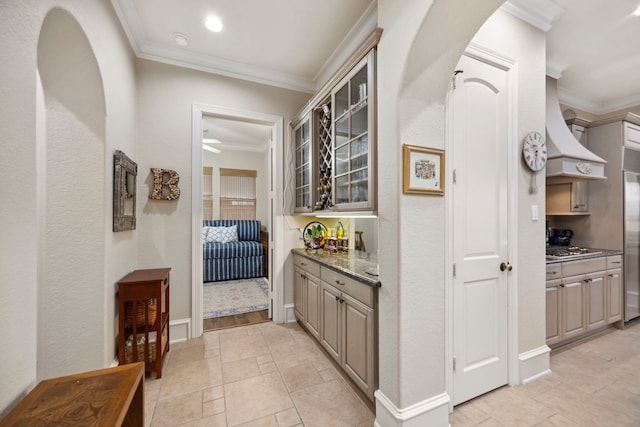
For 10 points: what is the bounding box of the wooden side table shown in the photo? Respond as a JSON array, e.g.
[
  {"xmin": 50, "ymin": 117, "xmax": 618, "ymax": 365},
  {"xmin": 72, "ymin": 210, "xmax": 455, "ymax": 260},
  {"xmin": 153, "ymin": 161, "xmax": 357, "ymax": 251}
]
[
  {"xmin": 118, "ymin": 268, "xmax": 170, "ymax": 378},
  {"xmin": 261, "ymin": 230, "xmax": 269, "ymax": 277},
  {"xmin": 0, "ymin": 363, "xmax": 144, "ymax": 426}
]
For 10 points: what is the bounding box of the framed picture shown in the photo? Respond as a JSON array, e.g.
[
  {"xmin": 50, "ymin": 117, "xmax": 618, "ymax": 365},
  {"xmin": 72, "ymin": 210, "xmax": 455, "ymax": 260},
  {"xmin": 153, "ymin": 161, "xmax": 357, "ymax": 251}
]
[{"xmin": 403, "ymin": 144, "xmax": 445, "ymax": 195}]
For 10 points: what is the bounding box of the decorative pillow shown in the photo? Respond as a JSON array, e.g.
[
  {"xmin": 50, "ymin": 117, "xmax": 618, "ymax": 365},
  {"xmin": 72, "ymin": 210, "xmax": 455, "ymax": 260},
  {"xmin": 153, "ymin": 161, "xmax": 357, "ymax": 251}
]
[{"xmin": 204, "ymin": 225, "xmax": 238, "ymax": 243}]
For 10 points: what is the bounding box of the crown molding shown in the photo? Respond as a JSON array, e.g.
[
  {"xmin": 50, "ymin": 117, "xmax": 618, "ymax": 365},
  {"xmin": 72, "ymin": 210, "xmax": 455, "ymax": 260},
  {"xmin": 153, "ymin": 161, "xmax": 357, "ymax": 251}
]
[
  {"xmin": 501, "ymin": 0, "xmax": 564, "ymax": 32},
  {"xmin": 558, "ymin": 86, "xmax": 640, "ymax": 116}
]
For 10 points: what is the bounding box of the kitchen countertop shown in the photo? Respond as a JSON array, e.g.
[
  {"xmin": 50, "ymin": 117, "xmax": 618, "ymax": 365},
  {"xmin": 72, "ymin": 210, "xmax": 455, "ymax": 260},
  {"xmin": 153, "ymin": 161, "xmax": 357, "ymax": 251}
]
[
  {"xmin": 292, "ymin": 248, "xmax": 381, "ymax": 287},
  {"xmin": 546, "ymin": 248, "xmax": 624, "ymax": 265}
]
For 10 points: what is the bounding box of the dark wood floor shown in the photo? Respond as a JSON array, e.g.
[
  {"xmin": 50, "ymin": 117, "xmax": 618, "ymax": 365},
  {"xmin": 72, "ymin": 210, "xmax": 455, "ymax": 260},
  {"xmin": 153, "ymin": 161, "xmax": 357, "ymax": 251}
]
[{"xmin": 203, "ymin": 309, "xmax": 270, "ymax": 332}]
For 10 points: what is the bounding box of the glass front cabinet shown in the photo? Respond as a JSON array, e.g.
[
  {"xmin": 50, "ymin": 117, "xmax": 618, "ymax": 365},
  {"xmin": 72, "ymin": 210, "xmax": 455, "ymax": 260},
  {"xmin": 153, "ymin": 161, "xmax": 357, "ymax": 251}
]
[
  {"xmin": 292, "ymin": 114, "xmax": 313, "ymax": 213},
  {"xmin": 289, "ymin": 48, "xmax": 376, "ymax": 214},
  {"xmin": 332, "ymin": 50, "xmax": 375, "ymax": 211}
]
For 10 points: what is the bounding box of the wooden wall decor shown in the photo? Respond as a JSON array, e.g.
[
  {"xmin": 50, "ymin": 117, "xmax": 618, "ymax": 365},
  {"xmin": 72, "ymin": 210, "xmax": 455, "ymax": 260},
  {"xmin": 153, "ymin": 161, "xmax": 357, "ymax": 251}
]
[
  {"xmin": 113, "ymin": 150, "xmax": 137, "ymax": 231},
  {"xmin": 150, "ymin": 168, "xmax": 180, "ymax": 200}
]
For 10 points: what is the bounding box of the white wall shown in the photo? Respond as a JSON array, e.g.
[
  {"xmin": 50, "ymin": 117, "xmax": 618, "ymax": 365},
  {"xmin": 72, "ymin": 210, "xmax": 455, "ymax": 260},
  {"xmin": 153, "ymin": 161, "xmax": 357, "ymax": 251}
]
[
  {"xmin": 135, "ymin": 59, "xmax": 309, "ymax": 322},
  {"xmin": 375, "ymin": 1, "xmax": 547, "ymax": 425},
  {"xmin": 0, "ymin": 0, "xmax": 137, "ymax": 416},
  {"xmin": 203, "ymin": 148, "xmax": 269, "ymax": 226}
]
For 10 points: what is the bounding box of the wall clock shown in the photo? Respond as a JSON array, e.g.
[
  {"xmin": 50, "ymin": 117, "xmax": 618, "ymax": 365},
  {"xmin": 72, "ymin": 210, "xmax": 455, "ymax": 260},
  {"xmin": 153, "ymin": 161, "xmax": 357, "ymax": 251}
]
[{"xmin": 522, "ymin": 131, "xmax": 547, "ymax": 194}]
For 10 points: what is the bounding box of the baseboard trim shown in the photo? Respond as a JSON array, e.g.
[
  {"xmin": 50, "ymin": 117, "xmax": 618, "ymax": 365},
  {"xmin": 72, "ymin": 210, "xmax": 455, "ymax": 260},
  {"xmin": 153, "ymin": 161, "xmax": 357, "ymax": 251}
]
[
  {"xmin": 519, "ymin": 344, "xmax": 550, "ymax": 384},
  {"xmin": 284, "ymin": 304, "xmax": 296, "ymax": 323},
  {"xmin": 170, "ymin": 318, "xmax": 191, "ymax": 342},
  {"xmin": 374, "ymin": 390, "xmax": 450, "ymax": 427}
]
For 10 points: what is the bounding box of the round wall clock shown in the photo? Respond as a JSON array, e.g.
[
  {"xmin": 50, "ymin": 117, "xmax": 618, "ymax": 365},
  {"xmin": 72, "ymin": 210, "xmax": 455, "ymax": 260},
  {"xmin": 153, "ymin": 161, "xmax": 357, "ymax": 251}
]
[{"xmin": 522, "ymin": 131, "xmax": 547, "ymax": 172}]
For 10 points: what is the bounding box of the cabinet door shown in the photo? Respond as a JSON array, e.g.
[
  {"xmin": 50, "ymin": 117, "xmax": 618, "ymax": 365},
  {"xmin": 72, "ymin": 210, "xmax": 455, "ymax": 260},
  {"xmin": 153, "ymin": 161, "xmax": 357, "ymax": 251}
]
[
  {"xmin": 304, "ymin": 273, "xmax": 321, "ymax": 338},
  {"xmin": 294, "ymin": 267, "xmax": 305, "ymax": 321},
  {"xmin": 292, "ymin": 115, "xmax": 313, "ymax": 212},
  {"xmin": 607, "ymin": 268, "xmax": 623, "ymax": 324},
  {"xmin": 546, "ymin": 280, "xmax": 562, "ymax": 345},
  {"xmin": 569, "ymin": 124, "xmax": 588, "ymax": 212},
  {"xmin": 562, "ymin": 278, "xmax": 586, "ymax": 340},
  {"xmin": 332, "ymin": 50, "xmax": 375, "ymax": 211},
  {"xmin": 586, "ymin": 273, "xmax": 606, "ymax": 331},
  {"xmin": 342, "ymin": 294, "xmax": 374, "ymax": 398},
  {"xmin": 320, "ymin": 283, "xmax": 341, "ymax": 361}
]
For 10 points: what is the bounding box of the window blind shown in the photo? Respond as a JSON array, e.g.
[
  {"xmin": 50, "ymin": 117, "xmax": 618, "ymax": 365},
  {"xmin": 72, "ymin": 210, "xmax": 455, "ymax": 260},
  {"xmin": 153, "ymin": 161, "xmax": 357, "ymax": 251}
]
[{"xmin": 220, "ymin": 168, "xmax": 257, "ymax": 219}]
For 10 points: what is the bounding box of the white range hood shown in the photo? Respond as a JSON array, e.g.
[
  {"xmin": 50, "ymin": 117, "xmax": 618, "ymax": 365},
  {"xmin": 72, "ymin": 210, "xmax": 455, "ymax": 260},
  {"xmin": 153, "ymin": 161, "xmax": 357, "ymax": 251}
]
[{"xmin": 545, "ymin": 77, "xmax": 606, "ymax": 183}]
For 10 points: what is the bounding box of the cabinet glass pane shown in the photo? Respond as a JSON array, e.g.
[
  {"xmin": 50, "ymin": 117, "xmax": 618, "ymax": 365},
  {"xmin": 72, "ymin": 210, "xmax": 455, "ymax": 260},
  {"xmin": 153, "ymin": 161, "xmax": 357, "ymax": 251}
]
[
  {"xmin": 335, "ymin": 144, "xmax": 349, "ymax": 176},
  {"xmin": 335, "ymin": 85, "xmax": 349, "ymax": 117},
  {"xmin": 295, "ymin": 128, "xmax": 303, "ymax": 149},
  {"xmin": 350, "ymin": 135, "xmax": 368, "ymax": 171},
  {"xmin": 351, "ymin": 169, "xmax": 368, "ymax": 202},
  {"xmin": 352, "ymin": 103, "xmax": 368, "ymax": 136},
  {"xmin": 350, "ymin": 64, "xmax": 368, "ymax": 106},
  {"xmin": 297, "ymin": 187, "xmax": 309, "ymax": 208},
  {"xmin": 335, "ymin": 175, "xmax": 349, "ymax": 204},
  {"xmin": 335, "ymin": 116, "xmax": 349, "ymax": 146},
  {"xmin": 302, "ymin": 163, "xmax": 310, "ymax": 186},
  {"xmin": 295, "ymin": 167, "xmax": 302, "ymax": 188},
  {"xmin": 302, "ymin": 121, "xmax": 309, "ymax": 141}
]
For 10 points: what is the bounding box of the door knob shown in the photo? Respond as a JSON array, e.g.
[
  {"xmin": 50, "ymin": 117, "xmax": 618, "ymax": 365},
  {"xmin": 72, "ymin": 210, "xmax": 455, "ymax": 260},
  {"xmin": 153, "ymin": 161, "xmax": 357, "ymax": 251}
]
[{"xmin": 500, "ymin": 262, "xmax": 513, "ymax": 272}]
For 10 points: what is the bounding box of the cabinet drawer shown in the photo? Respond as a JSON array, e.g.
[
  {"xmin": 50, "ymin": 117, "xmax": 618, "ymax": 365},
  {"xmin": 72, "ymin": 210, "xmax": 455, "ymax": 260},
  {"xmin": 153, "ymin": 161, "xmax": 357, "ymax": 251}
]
[
  {"xmin": 321, "ymin": 266, "xmax": 373, "ymax": 308},
  {"xmin": 294, "ymin": 255, "xmax": 320, "ymax": 277},
  {"xmin": 546, "ymin": 264, "xmax": 562, "ymax": 279},
  {"xmin": 562, "ymin": 257, "xmax": 606, "ymax": 277},
  {"xmin": 607, "ymin": 255, "xmax": 623, "ymax": 269}
]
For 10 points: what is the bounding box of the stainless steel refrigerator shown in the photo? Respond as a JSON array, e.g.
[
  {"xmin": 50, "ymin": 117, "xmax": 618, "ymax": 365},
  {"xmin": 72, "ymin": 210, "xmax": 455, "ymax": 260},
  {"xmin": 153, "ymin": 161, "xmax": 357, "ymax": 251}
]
[{"xmin": 624, "ymin": 151, "xmax": 640, "ymax": 320}]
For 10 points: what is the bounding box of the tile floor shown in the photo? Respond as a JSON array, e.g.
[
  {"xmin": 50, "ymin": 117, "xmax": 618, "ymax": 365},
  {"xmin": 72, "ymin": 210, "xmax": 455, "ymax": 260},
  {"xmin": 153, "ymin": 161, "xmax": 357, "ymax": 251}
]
[
  {"xmin": 145, "ymin": 319, "xmax": 640, "ymax": 427},
  {"xmin": 451, "ymin": 319, "xmax": 640, "ymax": 427},
  {"xmin": 144, "ymin": 321, "xmax": 374, "ymax": 427}
]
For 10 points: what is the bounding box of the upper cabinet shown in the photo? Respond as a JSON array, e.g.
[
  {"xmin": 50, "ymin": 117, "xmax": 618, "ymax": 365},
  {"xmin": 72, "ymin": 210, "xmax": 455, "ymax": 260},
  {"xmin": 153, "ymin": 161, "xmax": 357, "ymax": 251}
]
[
  {"xmin": 288, "ymin": 29, "xmax": 381, "ymax": 215},
  {"xmin": 332, "ymin": 51, "xmax": 376, "ymax": 211},
  {"xmin": 293, "ymin": 114, "xmax": 313, "ymax": 213}
]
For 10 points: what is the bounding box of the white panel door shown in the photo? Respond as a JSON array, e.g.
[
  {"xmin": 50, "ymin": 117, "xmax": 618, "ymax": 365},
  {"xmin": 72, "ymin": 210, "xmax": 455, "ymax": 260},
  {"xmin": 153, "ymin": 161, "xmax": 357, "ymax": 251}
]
[{"xmin": 451, "ymin": 54, "xmax": 509, "ymax": 405}]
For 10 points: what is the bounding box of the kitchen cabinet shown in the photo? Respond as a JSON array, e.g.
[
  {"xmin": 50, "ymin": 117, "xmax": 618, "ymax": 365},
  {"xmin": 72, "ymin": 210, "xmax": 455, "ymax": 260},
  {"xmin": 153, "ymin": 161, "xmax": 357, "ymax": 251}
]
[
  {"xmin": 545, "ymin": 255, "xmax": 623, "ymax": 347},
  {"xmin": 320, "ymin": 267, "xmax": 375, "ymax": 399},
  {"xmin": 287, "ymin": 29, "xmax": 381, "ymax": 215},
  {"xmin": 292, "ymin": 114, "xmax": 313, "ymax": 213},
  {"xmin": 294, "ymin": 255, "xmax": 321, "ymax": 339},
  {"xmin": 292, "ymin": 252, "xmax": 378, "ymax": 401},
  {"xmin": 331, "ymin": 50, "xmax": 376, "ymax": 211}
]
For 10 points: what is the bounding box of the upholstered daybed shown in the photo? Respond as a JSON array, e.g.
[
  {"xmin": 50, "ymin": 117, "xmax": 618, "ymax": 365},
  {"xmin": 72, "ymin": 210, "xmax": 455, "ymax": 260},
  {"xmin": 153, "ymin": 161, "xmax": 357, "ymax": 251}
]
[{"xmin": 202, "ymin": 219, "xmax": 265, "ymax": 282}]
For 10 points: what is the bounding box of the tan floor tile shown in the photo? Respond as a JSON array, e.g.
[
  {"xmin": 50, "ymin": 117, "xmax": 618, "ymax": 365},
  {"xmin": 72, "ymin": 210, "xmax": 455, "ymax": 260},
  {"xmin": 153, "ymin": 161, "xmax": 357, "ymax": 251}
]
[
  {"xmin": 179, "ymin": 412, "xmax": 227, "ymax": 427},
  {"xmin": 318, "ymin": 367, "xmax": 341, "ymax": 383},
  {"xmin": 535, "ymin": 413, "xmax": 582, "ymax": 427},
  {"xmin": 259, "ymin": 361, "xmax": 278, "ymax": 374},
  {"xmin": 256, "ymin": 354, "xmax": 273, "ymax": 365},
  {"xmin": 204, "ymin": 385, "xmax": 224, "ymax": 402},
  {"xmin": 223, "ymin": 357, "xmax": 261, "ymax": 383},
  {"xmin": 280, "ymin": 362, "xmax": 324, "ymax": 392},
  {"xmin": 160, "ymin": 356, "xmax": 223, "ymax": 399},
  {"xmin": 151, "ymin": 391, "xmax": 203, "ymax": 427},
  {"xmin": 450, "ymin": 399, "xmax": 491, "ymax": 426},
  {"xmin": 235, "ymin": 414, "xmax": 279, "ymax": 426},
  {"xmin": 275, "ymin": 407, "xmax": 301, "ymax": 426},
  {"xmin": 220, "ymin": 333, "xmax": 270, "ymax": 363},
  {"xmin": 203, "ymin": 397, "xmax": 226, "ymax": 416},
  {"xmin": 472, "ymin": 387, "xmax": 554, "ymax": 426},
  {"xmin": 225, "ymin": 371, "xmax": 294, "ymax": 426},
  {"xmin": 290, "ymin": 379, "xmax": 374, "ymax": 427}
]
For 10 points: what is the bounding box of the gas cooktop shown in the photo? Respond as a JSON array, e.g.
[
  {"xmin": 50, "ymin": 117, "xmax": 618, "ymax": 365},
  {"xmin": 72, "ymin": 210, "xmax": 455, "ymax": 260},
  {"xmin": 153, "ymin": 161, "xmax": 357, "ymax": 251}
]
[{"xmin": 546, "ymin": 246, "xmax": 602, "ymax": 260}]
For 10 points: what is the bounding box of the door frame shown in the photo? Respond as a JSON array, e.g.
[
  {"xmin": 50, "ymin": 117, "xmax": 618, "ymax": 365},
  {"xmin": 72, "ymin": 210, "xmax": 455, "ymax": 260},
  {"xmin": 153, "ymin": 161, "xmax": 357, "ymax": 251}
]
[
  {"xmin": 445, "ymin": 43, "xmax": 520, "ymax": 410},
  {"xmin": 191, "ymin": 104, "xmax": 284, "ymax": 338}
]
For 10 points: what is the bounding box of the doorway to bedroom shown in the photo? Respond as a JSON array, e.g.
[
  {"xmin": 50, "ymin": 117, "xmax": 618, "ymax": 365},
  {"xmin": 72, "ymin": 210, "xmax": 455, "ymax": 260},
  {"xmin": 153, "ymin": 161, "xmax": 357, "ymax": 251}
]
[{"xmin": 200, "ymin": 114, "xmax": 273, "ymax": 332}]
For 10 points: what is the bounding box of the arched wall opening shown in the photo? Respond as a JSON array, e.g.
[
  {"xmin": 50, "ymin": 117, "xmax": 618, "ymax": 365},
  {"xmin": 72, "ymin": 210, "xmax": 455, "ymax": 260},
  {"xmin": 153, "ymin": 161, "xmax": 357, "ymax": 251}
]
[{"xmin": 37, "ymin": 7, "xmax": 107, "ymax": 379}]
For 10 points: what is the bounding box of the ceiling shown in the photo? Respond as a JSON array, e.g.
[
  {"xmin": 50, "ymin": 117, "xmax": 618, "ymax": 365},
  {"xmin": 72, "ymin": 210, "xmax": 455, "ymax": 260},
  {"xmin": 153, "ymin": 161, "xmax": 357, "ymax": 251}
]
[{"xmin": 111, "ymin": 0, "xmax": 640, "ymax": 151}]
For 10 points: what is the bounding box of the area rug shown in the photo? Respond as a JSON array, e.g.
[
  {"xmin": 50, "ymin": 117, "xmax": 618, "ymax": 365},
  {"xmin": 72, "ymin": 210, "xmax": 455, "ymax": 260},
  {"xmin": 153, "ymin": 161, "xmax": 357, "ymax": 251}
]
[{"xmin": 203, "ymin": 277, "xmax": 269, "ymax": 319}]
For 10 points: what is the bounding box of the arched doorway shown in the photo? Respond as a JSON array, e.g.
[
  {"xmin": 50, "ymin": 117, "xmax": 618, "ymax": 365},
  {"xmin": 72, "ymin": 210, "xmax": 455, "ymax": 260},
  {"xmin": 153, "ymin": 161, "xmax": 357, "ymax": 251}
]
[{"xmin": 37, "ymin": 7, "xmax": 106, "ymax": 379}]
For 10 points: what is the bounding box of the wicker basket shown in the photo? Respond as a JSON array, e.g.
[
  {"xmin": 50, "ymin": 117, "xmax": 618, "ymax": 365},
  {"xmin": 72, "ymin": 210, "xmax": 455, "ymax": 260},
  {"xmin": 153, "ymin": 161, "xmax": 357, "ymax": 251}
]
[
  {"xmin": 124, "ymin": 299, "xmax": 157, "ymax": 328},
  {"xmin": 124, "ymin": 327, "xmax": 167, "ymax": 363}
]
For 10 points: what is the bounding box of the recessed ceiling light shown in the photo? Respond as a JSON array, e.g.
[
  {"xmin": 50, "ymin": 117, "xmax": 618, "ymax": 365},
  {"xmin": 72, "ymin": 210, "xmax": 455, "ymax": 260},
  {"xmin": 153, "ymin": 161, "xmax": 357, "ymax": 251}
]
[
  {"xmin": 173, "ymin": 33, "xmax": 189, "ymax": 46},
  {"xmin": 634, "ymin": 5, "xmax": 640, "ymax": 16},
  {"xmin": 205, "ymin": 15, "xmax": 224, "ymax": 33},
  {"xmin": 203, "ymin": 138, "xmax": 221, "ymax": 144},
  {"xmin": 203, "ymin": 145, "xmax": 221, "ymax": 154}
]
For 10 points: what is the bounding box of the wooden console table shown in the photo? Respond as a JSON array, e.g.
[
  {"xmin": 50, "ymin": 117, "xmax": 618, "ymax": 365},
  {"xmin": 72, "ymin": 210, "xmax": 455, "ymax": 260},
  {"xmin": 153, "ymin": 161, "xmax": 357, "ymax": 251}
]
[{"xmin": 0, "ymin": 363, "xmax": 144, "ymax": 426}]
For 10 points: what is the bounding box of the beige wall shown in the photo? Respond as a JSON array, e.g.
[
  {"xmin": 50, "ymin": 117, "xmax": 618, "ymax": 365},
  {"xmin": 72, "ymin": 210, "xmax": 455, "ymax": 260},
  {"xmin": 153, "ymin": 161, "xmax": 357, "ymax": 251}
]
[
  {"xmin": 0, "ymin": 0, "xmax": 137, "ymax": 415},
  {"xmin": 135, "ymin": 59, "xmax": 309, "ymax": 322}
]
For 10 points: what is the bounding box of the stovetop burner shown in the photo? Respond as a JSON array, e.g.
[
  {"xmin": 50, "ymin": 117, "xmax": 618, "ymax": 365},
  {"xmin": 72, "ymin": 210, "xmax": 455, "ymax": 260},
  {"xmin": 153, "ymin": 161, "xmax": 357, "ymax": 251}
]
[{"xmin": 546, "ymin": 246, "xmax": 602, "ymax": 260}]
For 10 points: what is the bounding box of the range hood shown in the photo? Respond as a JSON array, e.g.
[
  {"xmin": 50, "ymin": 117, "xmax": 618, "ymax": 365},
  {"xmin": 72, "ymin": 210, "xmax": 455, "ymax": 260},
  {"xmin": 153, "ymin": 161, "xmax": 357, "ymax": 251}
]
[{"xmin": 545, "ymin": 77, "xmax": 606, "ymax": 183}]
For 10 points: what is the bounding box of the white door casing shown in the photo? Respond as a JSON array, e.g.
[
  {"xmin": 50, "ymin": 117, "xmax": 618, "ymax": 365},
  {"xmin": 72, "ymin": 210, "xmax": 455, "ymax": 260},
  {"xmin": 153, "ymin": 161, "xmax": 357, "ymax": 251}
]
[{"xmin": 450, "ymin": 52, "xmax": 511, "ymax": 406}]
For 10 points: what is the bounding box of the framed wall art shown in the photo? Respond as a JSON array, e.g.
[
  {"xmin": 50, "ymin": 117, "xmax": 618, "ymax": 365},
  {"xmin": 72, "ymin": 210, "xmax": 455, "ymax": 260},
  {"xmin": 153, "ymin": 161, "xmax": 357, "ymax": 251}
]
[
  {"xmin": 402, "ymin": 144, "xmax": 445, "ymax": 195},
  {"xmin": 113, "ymin": 150, "xmax": 137, "ymax": 231}
]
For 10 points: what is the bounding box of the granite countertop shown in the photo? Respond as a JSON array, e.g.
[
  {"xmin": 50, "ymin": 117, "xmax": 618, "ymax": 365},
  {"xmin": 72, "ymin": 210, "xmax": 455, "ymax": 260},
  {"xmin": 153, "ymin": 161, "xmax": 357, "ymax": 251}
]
[
  {"xmin": 546, "ymin": 248, "xmax": 624, "ymax": 265},
  {"xmin": 292, "ymin": 248, "xmax": 381, "ymax": 288}
]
